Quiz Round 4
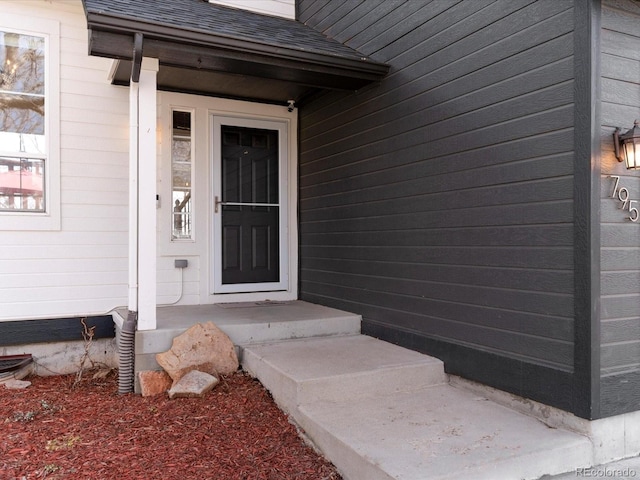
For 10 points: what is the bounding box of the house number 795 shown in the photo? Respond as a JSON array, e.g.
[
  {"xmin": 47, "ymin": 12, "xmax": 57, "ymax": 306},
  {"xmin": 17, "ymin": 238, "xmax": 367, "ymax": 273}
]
[{"xmin": 610, "ymin": 175, "xmax": 639, "ymax": 222}]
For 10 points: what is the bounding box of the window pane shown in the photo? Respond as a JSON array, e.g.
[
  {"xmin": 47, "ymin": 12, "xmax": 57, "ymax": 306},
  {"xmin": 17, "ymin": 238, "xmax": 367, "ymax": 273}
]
[
  {"xmin": 0, "ymin": 94, "xmax": 44, "ymax": 136},
  {"xmin": 171, "ymin": 110, "xmax": 192, "ymax": 240},
  {"xmin": 0, "ymin": 31, "xmax": 45, "ymax": 142},
  {"xmin": 0, "ymin": 131, "xmax": 44, "ymax": 155},
  {"xmin": 0, "ymin": 156, "xmax": 44, "ymax": 211},
  {"xmin": 0, "ymin": 32, "xmax": 45, "ymax": 94},
  {"xmin": 172, "ymin": 191, "xmax": 191, "ymax": 239}
]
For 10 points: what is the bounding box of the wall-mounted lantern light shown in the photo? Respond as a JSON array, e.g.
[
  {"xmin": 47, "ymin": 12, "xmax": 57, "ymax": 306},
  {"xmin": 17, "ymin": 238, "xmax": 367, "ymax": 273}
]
[{"xmin": 614, "ymin": 120, "xmax": 640, "ymax": 169}]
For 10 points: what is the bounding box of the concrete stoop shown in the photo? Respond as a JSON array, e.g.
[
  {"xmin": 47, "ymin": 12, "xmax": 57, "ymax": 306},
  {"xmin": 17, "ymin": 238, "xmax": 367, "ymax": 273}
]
[
  {"xmin": 126, "ymin": 301, "xmax": 362, "ymax": 377},
  {"xmin": 242, "ymin": 335, "xmax": 594, "ymax": 480}
]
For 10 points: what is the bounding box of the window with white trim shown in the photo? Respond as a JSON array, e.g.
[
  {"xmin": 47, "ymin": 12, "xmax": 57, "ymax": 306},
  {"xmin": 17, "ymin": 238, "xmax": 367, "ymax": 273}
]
[
  {"xmin": 0, "ymin": 30, "xmax": 46, "ymax": 212},
  {"xmin": 0, "ymin": 15, "xmax": 59, "ymax": 231}
]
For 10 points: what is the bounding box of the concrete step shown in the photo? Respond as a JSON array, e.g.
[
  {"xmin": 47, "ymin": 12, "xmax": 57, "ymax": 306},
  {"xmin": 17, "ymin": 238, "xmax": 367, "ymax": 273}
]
[
  {"xmin": 129, "ymin": 301, "xmax": 362, "ymax": 374},
  {"xmin": 241, "ymin": 335, "xmax": 594, "ymax": 480},
  {"xmin": 217, "ymin": 302, "xmax": 362, "ymax": 347},
  {"xmin": 299, "ymin": 384, "xmax": 592, "ymax": 480},
  {"xmin": 242, "ymin": 334, "xmax": 447, "ymax": 407}
]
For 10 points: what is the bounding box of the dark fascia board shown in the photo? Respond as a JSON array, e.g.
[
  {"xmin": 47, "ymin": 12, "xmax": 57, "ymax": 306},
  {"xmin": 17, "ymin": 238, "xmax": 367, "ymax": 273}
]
[
  {"xmin": 85, "ymin": 12, "xmax": 389, "ymax": 88},
  {"xmin": 89, "ymin": 29, "xmax": 379, "ymax": 91}
]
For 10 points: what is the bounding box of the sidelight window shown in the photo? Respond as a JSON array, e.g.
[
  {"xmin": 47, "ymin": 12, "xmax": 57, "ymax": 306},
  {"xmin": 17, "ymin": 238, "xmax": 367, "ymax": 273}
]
[{"xmin": 171, "ymin": 110, "xmax": 193, "ymax": 240}]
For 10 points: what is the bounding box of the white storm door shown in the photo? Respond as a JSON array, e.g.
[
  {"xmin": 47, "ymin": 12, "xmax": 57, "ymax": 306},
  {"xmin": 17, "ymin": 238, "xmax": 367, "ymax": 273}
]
[{"xmin": 212, "ymin": 116, "xmax": 289, "ymax": 293}]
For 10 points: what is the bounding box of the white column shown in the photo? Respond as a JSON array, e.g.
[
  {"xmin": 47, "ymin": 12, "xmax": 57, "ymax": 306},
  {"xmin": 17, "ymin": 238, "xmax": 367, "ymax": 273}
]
[
  {"xmin": 128, "ymin": 80, "xmax": 139, "ymax": 313},
  {"xmin": 136, "ymin": 57, "xmax": 159, "ymax": 331}
]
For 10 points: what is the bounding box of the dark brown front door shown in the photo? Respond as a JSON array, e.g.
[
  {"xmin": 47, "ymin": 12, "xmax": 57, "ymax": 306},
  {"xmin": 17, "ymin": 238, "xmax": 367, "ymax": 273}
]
[{"xmin": 219, "ymin": 125, "xmax": 280, "ymax": 285}]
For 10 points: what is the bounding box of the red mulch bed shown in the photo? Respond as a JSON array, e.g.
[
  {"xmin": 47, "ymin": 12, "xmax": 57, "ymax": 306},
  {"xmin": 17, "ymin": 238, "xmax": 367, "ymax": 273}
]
[{"xmin": 0, "ymin": 370, "xmax": 342, "ymax": 480}]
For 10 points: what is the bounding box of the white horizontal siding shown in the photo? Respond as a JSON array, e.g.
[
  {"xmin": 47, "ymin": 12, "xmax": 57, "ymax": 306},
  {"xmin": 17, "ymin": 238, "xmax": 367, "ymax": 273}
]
[
  {"xmin": 0, "ymin": 233, "xmax": 125, "ymax": 247},
  {"xmin": 61, "ymin": 189, "xmax": 128, "ymax": 207},
  {"xmin": 157, "ymin": 256, "xmax": 201, "ymax": 306},
  {"xmin": 61, "ymin": 217, "xmax": 129, "ymax": 233},
  {"xmin": 60, "ymin": 160, "xmax": 128, "ymax": 179},
  {"xmin": 0, "ymin": 271, "xmax": 125, "ymax": 289},
  {"xmin": 208, "ymin": 0, "xmax": 295, "ymax": 19},
  {"xmin": 60, "ymin": 176, "xmax": 127, "ymax": 194},
  {"xmin": 1, "ymin": 295, "xmax": 127, "ymax": 319},
  {"xmin": 0, "ymin": 1, "xmax": 129, "ymax": 320},
  {"xmin": 61, "ymin": 92, "xmax": 128, "ymax": 113},
  {"xmin": 61, "ymin": 107, "xmax": 127, "ymax": 127},
  {"xmin": 1, "ymin": 283, "xmax": 125, "ymax": 303},
  {"xmin": 60, "ymin": 121, "xmax": 128, "ymax": 142},
  {"xmin": 0, "ymin": 258, "xmax": 127, "ymax": 274},
  {"xmin": 59, "ymin": 148, "xmax": 128, "ymax": 167}
]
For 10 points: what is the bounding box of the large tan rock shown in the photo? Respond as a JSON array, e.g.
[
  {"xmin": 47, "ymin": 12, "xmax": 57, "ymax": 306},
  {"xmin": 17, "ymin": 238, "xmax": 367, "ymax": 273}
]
[{"xmin": 156, "ymin": 322, "xmax": 238, "ymax": 382}]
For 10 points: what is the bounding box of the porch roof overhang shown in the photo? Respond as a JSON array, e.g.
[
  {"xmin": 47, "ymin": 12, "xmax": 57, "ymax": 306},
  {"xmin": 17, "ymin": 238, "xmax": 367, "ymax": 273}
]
[{"xmin": 82, "ymin": 0, "xmax": 389, "ymax": 105}]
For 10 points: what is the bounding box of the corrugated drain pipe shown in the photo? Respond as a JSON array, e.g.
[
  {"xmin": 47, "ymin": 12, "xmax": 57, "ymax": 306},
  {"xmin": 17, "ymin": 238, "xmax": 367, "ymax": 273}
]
[
  {"xmin": 118, "ymin": 310, "xmax": 137, "ymax": 394},
  {"xmin": 119, "ymin": 32, "xmax": 143, "ymax": 394}
]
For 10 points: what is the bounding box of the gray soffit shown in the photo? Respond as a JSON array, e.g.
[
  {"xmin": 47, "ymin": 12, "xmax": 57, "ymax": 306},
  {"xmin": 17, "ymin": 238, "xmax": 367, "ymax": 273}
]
[{"xmin": 82, "ymin": 0, "xmax": 389, "ymax": 104}]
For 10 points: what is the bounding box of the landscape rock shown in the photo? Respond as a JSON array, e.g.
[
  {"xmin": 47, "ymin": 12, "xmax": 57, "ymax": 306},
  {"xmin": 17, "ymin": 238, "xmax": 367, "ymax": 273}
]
[
  {"xmin": 156, "ymin": 322, "xmax": 239, "ymax": 382},
  {"xmin": 139, "ymin": 370, "xmax": 172, "ymax": 397},
  {"xmin": 4, "ymin": 379, "xmax": 31, "ymax": 390},
  {"xmin": 168, "ymin": 370, "xmax": 219, "ymax": 399}
]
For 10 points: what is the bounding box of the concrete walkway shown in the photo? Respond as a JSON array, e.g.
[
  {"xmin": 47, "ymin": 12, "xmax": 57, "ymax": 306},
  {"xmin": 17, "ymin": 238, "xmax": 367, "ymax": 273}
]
[
  {"xmin": 134, "ymin": 301, "xmax": 638, "ymax": 479},
  {"xmin": 242, "ymin": 334, "xmax": 596, "ymax": 480}
]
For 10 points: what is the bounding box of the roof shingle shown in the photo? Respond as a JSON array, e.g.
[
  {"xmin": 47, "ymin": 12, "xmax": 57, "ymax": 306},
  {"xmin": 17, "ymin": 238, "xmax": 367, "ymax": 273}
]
[{"xmin": 83, "ymin": 0, "xmax": 372, "ymax": 62}]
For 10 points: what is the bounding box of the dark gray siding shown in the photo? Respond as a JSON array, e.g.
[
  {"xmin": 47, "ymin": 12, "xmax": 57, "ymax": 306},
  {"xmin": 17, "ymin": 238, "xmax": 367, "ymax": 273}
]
[
  {"xmin": 599, "ymin": 0, "xmax": 640, "ymax": 417},
  {"xmin": 298, "ymin": 0, "xmax": 586, "ymax": 414}
]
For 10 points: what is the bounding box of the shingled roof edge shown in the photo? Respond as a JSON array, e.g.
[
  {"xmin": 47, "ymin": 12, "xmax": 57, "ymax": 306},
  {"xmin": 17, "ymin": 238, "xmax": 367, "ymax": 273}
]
[{"xmin": 83, "ymin": 6, "xmax": 389, "ymax": 78}]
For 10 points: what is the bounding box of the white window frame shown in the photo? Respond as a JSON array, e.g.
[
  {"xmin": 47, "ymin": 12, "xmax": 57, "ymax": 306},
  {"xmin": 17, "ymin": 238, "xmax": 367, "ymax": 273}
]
[
  {"xmin": 170, "ymin": 107, "xmax": 195, "ymax": 242},
  {"xmin": 159, "ymin": 99, "xmax": 201, "ymax": 258},
  {"xmin": 0, "ymin": 14, "xmax": 60, "ymax": 231}
]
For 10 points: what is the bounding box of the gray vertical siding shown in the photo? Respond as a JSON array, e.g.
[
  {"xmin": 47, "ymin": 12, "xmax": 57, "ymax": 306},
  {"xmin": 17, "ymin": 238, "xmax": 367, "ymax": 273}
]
[
  {"xmin": 298, "ymin": 0, "xmax": 585, "ymax": 414},
  {"xmin": 599, "ymin": 0, "xmax": 640, "ymax": 417}
]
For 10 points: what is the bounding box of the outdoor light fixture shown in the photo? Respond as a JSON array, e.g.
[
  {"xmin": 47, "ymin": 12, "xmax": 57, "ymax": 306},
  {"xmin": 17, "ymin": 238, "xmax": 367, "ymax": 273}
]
[{"xmin": 614, "ymin": 120, "xmax": 640, "ymax": 169}]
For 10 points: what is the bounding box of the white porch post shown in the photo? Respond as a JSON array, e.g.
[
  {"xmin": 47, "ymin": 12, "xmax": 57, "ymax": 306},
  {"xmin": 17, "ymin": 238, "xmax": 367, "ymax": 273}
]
[
  {"xmin": 136, "ymin": 57, "xmax": 159, "ymax": 331},
  {"xmin": 127, "ymin": 79, "xmax": 139, "ymax": 316}
]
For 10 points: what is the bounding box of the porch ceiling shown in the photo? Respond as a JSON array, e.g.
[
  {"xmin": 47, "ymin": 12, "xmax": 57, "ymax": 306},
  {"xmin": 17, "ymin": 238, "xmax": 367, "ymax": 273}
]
[{"xmin": 82, "ymin": 0, "xmax": 389, "ymax": 105}]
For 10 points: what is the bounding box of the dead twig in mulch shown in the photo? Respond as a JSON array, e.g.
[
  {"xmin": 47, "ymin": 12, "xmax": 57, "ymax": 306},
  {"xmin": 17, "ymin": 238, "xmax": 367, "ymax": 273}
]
[
  {"xmin": 72, "ymin": 318, "xmax": 95, "ymax": 388},
  {"xmin": 71, "ymin": 318, "xmax": 113, "ymax": 388},
  {"xmin": 0, "ymin": 371, "xmax": 342, "ymax": 480}
]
